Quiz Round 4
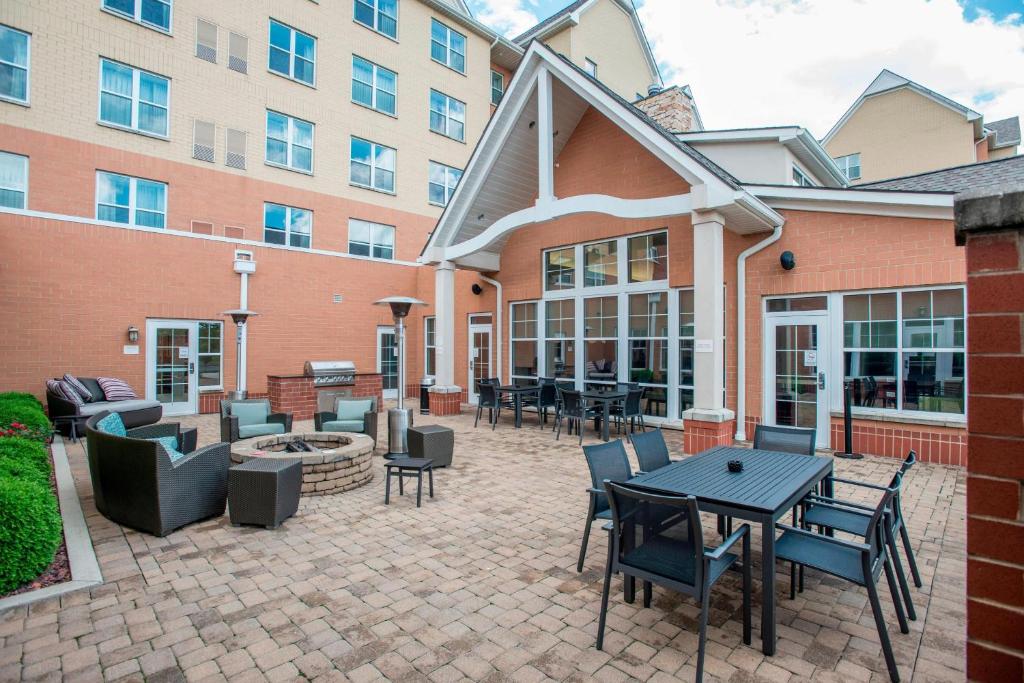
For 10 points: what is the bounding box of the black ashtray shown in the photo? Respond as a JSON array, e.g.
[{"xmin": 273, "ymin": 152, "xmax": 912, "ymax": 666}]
[{"xmin": 727, "ymin": 460, "xmax": 744, "ymax": 473}]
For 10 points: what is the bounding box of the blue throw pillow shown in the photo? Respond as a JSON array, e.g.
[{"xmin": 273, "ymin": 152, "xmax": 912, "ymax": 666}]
[
  {"xmin": 147, "ymin": 436, "xmax": 185, "ymax": 462},
  {"xmin": 96, "ymin": 412, "xmax": 127, "ymax": 437}
]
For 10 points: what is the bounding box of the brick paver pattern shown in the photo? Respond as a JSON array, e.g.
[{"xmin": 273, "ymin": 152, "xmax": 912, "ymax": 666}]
[{"xmin": 0, "ymin": 403, "xmax": 966, "ymax": 682}]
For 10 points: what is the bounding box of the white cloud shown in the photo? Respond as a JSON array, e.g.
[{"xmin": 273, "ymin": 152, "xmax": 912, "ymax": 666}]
[
  {"xmin": 473, "ymin": 0, "xmax": 541, "ymax": 38},
  {"xmin": 635, "ymin": 0, "xmax": 1024, "ymax": 137}
]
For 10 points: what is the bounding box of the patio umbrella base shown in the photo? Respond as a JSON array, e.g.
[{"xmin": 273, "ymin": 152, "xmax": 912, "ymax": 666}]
[{"xmin": 835, "ymin": 451, "xmax": 865, "ymax": 459}]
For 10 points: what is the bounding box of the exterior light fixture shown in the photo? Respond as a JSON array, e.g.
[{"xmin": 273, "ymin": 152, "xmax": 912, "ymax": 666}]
[
  {"xmin": 127, "ymin": 325, "xmax": 139, "ymax": 343},
  {"xmin": 374, "ymin": 296, "xmax": 427, "ymax": 457},
  {"xmin": 471, "ymin": 284, "xmax": 483, "ymax": 295},
  {"xmin": 780, "ymin": 251, "xmax": 796, "ymax": 271}
]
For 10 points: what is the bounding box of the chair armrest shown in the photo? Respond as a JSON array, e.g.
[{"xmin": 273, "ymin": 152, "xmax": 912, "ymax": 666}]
[
  {"xmin": 804, "ymin": 494, "xmax": 875, "ymax": 513},
  {"xmin": 268, "ymin": 412, "xmax": 292, "ymax": 431},
  {"xmin": 829, "ymin": 476, "xmax": 889, "ymax": 491},
  {"xmin": 170, "ymin": 441, "xmax": 230, "ymax": 471},
  {"xmin": 705, "ymin": 523, "xmax": 750, "ymax": 561},
  {"xmin": 179, "ymin": 427, "xmax": 198, "ymax": 455},
  {"xmin": 363, "ymin": 410, "xmax": 378, "ymax": 445},
  {"xmin": 220, "ymin": 415, "xmax": 238, "ymax": 443},
  {"xmin": 775, "ymin": 523, "xmax": 871, "ymax": 552},
  {"xmin": 314, "ymin": 412, "xmax": 336, "ymax": 431},
  {"xmin": 128, "ymin": 423, "xmax": 179, "ymax": 440}
]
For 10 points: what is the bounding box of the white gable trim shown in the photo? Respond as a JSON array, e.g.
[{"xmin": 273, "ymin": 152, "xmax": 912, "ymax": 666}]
[{"xmin": 746, "ymin": 184, "xmax": 954, "ymax": 220}]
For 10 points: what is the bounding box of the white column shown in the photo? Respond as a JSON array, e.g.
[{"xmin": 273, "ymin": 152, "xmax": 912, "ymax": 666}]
[
  {"xmin": 238, "ymin": 273, "xmax": 249, "ymax": 393},
  {"xmin": 683, "ymin": 212, "xmax": 734, "ymax": 422},
  {"xmin": 537, "ymin": 67, "xmax": 555, "ymax": 203},
  {"xmin": 434, "ymin": 261, "xmax": 459, "ymax": 388}
]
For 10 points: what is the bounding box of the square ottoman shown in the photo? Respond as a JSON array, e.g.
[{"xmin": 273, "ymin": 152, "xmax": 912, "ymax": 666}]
[
  {"xmin": 407, "ymin": 425, "xmax": 455, "ymax": 467},
  {"xmin": 229, "ymin": 458, "xmax": 302, "ymax": 529}
]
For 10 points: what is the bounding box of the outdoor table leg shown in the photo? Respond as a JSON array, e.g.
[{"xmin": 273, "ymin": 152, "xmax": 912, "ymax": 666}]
[
  {"xmin": 416, "ymin": 470, "xmax": 423, "ymax": 507},
  {"xmin": 761, "ymin": 513, "xmax": 776, "ymax": 655},
  {"xmin": 385, "ymin": 469, "xmax": 392, "ymax": 505},
  {"xmin": 602, "ymin": 402, "xmax": 611, "ymax": 442},
  {"xmin": 514, "ymin": 393, "xmax": 523, "ymax": 428}
]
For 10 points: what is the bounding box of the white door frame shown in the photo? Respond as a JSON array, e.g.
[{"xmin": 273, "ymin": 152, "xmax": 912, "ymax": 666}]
[
  {"xmin": 467, "ymin": 322, "xmax": 493, "ymax": 403},
  {"xmin": 377, "ymin": 326, "xmax": 397, "ymax": 399},
  {"xmin": 762, "ymin": 312, "xmax": 830, "ymax": 448},
  {"xmin": 146, "ymin": 319, "xmax": 198, "ymax": 416}
]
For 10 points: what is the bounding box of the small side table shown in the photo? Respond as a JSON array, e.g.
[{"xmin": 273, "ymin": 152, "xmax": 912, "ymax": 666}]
[
  {"xmin": 52, "ymin": 415, "xmax": 85, "ymax": 443},
  {"xmin": 407, "ymin": 425, "xmax": 454, "ymax": 467},
  {"xmin": 384, "ymin": 458, "xmax": 434, "ymax": 507},
  {"xmin": 229, "ymin": 458, "xmax": 302, "ymax": 529}
]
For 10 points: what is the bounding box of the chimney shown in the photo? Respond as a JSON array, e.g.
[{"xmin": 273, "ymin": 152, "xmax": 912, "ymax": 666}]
[{"xmin": 635, "ymin": 85, "xmax": 698, "ymax": 133}]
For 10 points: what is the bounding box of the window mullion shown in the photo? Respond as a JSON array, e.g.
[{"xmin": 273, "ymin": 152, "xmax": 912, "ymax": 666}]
[
  {"xmin": 131, "ymin": 69, "xmax": 140, "ymax": 129},
  {"xmin": 127, "ymin": 178, "xmax": 137, "ymax": 225}
]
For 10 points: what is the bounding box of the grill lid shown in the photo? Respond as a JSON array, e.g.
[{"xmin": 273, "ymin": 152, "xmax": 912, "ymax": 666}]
[{"xmin": 304, "ymin": 360, "xmax": 356, "ymax": 376}]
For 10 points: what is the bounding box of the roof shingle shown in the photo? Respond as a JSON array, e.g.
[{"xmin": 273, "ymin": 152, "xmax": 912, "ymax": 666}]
[
  {"xmin": 858, "ymin": 155, "xmax": 1024, "ymax": 193},
  {"xmin": 987, "ymin": 116, "xmax": 1021, "ymax": 148}
]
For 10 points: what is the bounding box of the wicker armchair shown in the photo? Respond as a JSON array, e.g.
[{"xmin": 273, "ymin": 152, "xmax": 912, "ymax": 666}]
[
  {"xmin": 220, "ymin": 399, "xmax": 293, "ymax": 443},
  {"xmin": 314, "ymin": 396, "xmax": 379, "ymax": 449},
  {"xmin": 85, "ymin": 411, "xmax": 229, "ymax": 536}
]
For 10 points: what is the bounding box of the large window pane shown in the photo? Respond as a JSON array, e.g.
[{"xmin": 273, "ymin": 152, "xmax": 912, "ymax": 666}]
[
  {"xmin": 902, "ymin": 352, "xmax": 965, "ymax": 414},
  {"xmin": 0, "ymin": 152, "xmax": 27, "ymax": 209},
  {"xmin": 627, "ymin": 232, "xmax": 667, "ymax": 283},
  {"xmin": 545, "ymin": 299, "xmax": 575, "ymax": 380},
  {"xmin": 0, "ymin": 26, "xmax": 29, "ymax": 103},
  {"xmin": 584, "ymin": 240, "xmax": 617, "ymax": 287},
  {"xmin": 844, "ymin": 351, "xmax": 898, "ymax": 408},
  {"xmin": 545, "ymin": 247, "xmax": 574, "ymax": 290}
]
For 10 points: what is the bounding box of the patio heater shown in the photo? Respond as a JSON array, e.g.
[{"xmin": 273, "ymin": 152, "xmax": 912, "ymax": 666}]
[
  {"xmin": 374, "ymin": 296, "xmax": 427, "ymax": 458},
  {"xmin": 224, "ymin": 309, "xmax": 258, "ymax": 401}
]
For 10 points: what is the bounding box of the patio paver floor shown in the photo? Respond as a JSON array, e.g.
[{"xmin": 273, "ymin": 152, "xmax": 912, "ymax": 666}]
[{"xmin": 0, "ymin": 403, "xmax": 966, "ymax": 682}]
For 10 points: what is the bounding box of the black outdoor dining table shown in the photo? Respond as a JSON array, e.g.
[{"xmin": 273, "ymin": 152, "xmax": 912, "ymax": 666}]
[
  {"xmin": 627, "ymin": 445, "xmax": 834, "ymax": 656},
  {"xmin": 496, "ymin": 385, "xmax": 540, "ymax": 428},
  {"xmin": 580, "ymin": 389, "xmax": 626, "ymax": 442}
]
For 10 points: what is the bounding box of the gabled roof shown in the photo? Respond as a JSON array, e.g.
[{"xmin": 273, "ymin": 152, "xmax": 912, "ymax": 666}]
[
  {"xmin": 822, "ymin": 69, "xmax": 983, "ymax": 145},
  {"xmin": 857, "ymin": 154, "xmax": 1024, "ymax": 193},
  {"xmin": 986, "ymin": 116, "xmax": 1021, "ymax": 149}
]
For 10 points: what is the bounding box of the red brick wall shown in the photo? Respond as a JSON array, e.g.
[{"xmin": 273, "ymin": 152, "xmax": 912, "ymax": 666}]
[
  {"xmin": 267, "ymin": 374, "xmax": 383, "ymax": 421},
  {"xmin": 963, "ymin": 229, "xmax": 1024, "ymax": 681}
]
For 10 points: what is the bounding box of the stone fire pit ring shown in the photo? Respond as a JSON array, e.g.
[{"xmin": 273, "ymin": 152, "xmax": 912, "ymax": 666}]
[{"xmin": 230, "ymin": 432, "xmax": 374, "ymax": 496}]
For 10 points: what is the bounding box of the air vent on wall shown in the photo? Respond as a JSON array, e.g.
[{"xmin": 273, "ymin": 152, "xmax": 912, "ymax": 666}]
[
  {"xmin": 224, "ymin": 226, "xmax": 244, "ymax": 239},
  {"xmin": 193, "ymin": 120, "xmax": 215, "ymax": 162},
  {"xmin": 333, "ymin": 294, "xmax": 343, "ymax": 304},
  {"xmin": 196, "ymin": 19, "xmax": 217, "ymax": 63},
  {"xmin": 228, "ymin": 32, "xmax": 248, "ymax": 74},
  {"xmin": 225, "ymin": 128, "xmax": 246, "ymax": 169},
  {"xmin": 191, "ymin": 220, "xmax": 214, "ymax": 235}
]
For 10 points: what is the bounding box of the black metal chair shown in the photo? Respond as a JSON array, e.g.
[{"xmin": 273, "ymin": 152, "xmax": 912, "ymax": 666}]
[
  {"xmin": 556, "ymin": 387, "xmax": 597, "ymax": 444},
  {"xmin": 597, "ymin": 482, "xmax": 751, "ymax": 683},
  {"xmin": 629, "ymin": 428, "xmax": 673, "ymax": 474},
  {"xmin": 610, "ymin": 387, "xmax": 646, "ymax": 434},
  {"xmin": 578, "ymin": 440, "xmax": 633, "ymax": 572},
  {"xmin": 531, "ymin": 382, "xmax": 558, "ymax": 427},
  {"xmin": 473, "ymin": 382, "xmax": 501, "ymax": 430},
  {"xmin": 753, "ymin": 424, "xmax": 816, "ymax": 454},
  {"xmin": 776, "ymin": 475, "xmax": 909, "ymax": 682}
]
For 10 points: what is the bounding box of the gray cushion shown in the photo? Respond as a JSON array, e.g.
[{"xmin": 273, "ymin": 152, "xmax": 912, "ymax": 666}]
[
  {"xmin": 238, "ymin": 423, "xmax": 286, "ymax": 439},
  {"xmin": 335, "ymin": 399, "xmax": 373, "ymax": 420},
  {"xmin": 232, "ymin": 402, "xmax": 269, "ymax": 427},
  {"xmin": 80, "ymin": 378, "xmax": 106, "ymax": 402},
  {"xmin": 78, "ymin": 399, "xmax": 162, "ymax": 416},
  {"xmin": 322, "ymin": 419, "xmax": 364, "ymax": 432}
]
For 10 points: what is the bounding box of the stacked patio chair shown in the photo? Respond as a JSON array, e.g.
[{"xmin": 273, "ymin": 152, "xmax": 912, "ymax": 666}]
[
  {"xmin": 577, "ymin": 440, "xmax": 634, "ymax": 572},
  {"xmin": 530, "ymin": 381, "xmax": 558, "ymax": 427},
  {"xmin": 609, "ymin": 386, "xmax": 646, "ymax": 434},
  {"xmin": 473, "ymin": 382, "xmax": 501, "ymax": 430},
  {"xmin": 555, "ymin": 387, "xmax": 597, "ymax": 444}
]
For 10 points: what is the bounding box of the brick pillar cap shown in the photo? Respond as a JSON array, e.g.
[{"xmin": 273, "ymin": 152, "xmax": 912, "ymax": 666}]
[
  {"xmin": 682, "ymin": 408, "xmax": 736, "ymax": 423},
  {"xmin": 954, "ymin": 183, "xmax": 1024, "ymax": 245}
]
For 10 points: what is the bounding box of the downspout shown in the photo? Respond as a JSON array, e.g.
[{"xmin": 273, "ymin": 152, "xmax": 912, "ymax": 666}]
[
  {"xmin": 734, "ymin": 225, "xmax": 783, "ymax": 441},
  {"xmin": 479, "ymin": 275, "xmax": 503, "ymax": 384}
]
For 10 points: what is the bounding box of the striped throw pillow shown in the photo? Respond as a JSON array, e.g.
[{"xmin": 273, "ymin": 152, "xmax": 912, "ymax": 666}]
[
  {"xmin": 96, "ymin": 377, "xmax": 138, "ymax": 401},
  {"xmin": 63, "ymin": 374, "xmax": 94, "ymax": 402},
  {"xmin": 47, "ymin": 379, "xmax": 85, "ymax": 406}
]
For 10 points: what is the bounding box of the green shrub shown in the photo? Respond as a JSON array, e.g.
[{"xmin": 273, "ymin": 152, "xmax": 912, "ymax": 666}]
[
  {"xmin": 0, "ymin": 392, "xmax": 43, "ymax": 408},
  {"xmin": 0, "ymin": 476, "xmax": 62, "ymax": 593},
  {"xmin": 0, "ymin": 395, "xmax": 51, "ymax": 442},
  {"xmin": 0, "ymin": 437, "xmax": 50, "ymax": 487}
]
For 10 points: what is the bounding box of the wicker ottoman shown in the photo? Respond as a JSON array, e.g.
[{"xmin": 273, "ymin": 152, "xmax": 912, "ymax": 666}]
[
  {"xmin": 228, "ymin": 458, "xmax": 302, "ymax": 529},
  {"xmin": 407, "ymin": 425, "xmax": 455, "ymax": 467}
]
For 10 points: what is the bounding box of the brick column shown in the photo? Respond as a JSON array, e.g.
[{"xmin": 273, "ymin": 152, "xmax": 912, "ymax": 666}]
[{"xmin": 955, "ymin": 187, "xmax": 1024, "ymax": 682}]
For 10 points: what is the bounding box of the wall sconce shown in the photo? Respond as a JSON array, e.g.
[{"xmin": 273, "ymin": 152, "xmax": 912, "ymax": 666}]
[
  {"xmin": 471, "ymin": 283, "xmax": 483, "ymax": 295},
  {"xmin": 127, "ymin": 325, "xmax": 139, "ymax": 343},
  {"xmin": 780, "ymin": 251, "xmax": 796, "ymax": 271}
]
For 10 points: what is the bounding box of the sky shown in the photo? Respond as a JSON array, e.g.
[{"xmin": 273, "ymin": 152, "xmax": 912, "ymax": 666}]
[{"xmin": 466, "ymin": 0, "xmax": 1024, "ymax": 138}]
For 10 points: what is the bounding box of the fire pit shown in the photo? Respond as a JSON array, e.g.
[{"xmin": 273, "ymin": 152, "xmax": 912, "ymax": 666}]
[{"xmin": 230, "ymin": 432, "xmax": 374, "ymax": 496}]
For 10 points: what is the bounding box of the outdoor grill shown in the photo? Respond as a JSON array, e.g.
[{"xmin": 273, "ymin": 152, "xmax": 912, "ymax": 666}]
[{"xmin": 304, "ymin": 360, "xmax": 356, "ymax": 386}]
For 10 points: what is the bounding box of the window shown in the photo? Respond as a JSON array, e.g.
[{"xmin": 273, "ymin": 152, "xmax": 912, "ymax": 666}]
[
  {"xmin": 678, "ymin": 290, "xmax": 694, "ymax": 415},
  {"xmin": 263, "ymin": 201, "xmax": 311, "ymax": 248},
  {"xmin": 99, "ymin": 59, "xmax": 169, "ymax": 137},
  {"xmin": 350, "ymin": 137, "xmax": 395, "ymax": 193},
  {"xmin": 430, "ymin": 20, "xmax": 465, "ymax": 73},
  {"xmin": 0, "ymin": 151, "xmax": 27, "ymax": 209},
  {"xmin": 102, "ymin": 0, "xmax": 171, "ymax": 32},
  {"xmin": 96, "ymin": 171, "xmax": 166, "ymax": 228},
  {"xmin": 424, "ymin": 316, "xmax": 436, "ymax": 377},
  {"xmin": 792, "ymin": 165, "xmax": 814, "ymax": 187},
  {"xmin": 835, "ymin": 153, "xmax": 861, "ymax": 181},
  {"xmin": 348, "ymin": 218, "xmax": 394, "ymax": 259},
  {"xmin": 490, "ymin": 70, "xmax": 503, "ymax": 105},
  {"xmin": 0, "ymin": 25, "xmax": 29, "ymax": 104},
  {"xmin": 511, "ymin": 302, "xmax": 538, "ymax": 381},
  {"xmin": 268, "ymin": 19, "xmax": 315, "ymax": 86},
  {"xmin": 352, "ymin": 56, "xmax": 396, "ymax": 115},
  {"xmin": 545, "ymin": 299, "xmax": 575, "ymax": 381},
  {"xmin": 627, "ymin": 232, "xmax": 667, "ymax": 283},
  {"xmin": 195, "ymin": 18, "xmax": 217, "ymax": 63},
  {"xmin": 265, "ymin": 111, "xmax": 313, "ymax": 173},
  {"xmin": 197, "ymin": 322, "xmax": 222, "ymax": 389},
  {"xmin": 629, "ymin": 292, "xmax": 668, "ymax": 416},
  {"xmin": 843, "ymin": 287, "xmax": 965, "ymax": 416},
  {"xmin": 354, "ymin": 0, "xmax": 397, "ymax": 39},
  {"xmin": 584, "ymin": 296, "xmax": 617, "ymax": 388},
  {"xmin": 228, "ymin": 32, "xmax": 248, "ymax": 74},
  {"xmin": 429, "ymin": 90, "xmax": 465, "ymax": 141},
  {"xmin": 545, "ymin": 247, "xmax": 575, "ymax": 291},
  {"xmin": 428, "ymin": 161, "xmax": 461, "ymax": 206},
  {"xmin": 583, "ymin": 240, "xmax": 617, "ymax": 287},
  {"xmin": 584, "ymin": 58, "xmax": 597, "ymax": 77}
]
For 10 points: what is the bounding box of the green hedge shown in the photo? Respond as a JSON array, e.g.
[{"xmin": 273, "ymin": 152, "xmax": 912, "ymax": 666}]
[
  {"xmin": 0, "ymin": 476, "xmax": 62, "ymax": 593},
  {"xmin": 0, "ymin": 437, "xmax": 50, "ymax": 487},
  {"xmin": 0, "ymin": 393, "xmax": 51, "ymax": 442}
]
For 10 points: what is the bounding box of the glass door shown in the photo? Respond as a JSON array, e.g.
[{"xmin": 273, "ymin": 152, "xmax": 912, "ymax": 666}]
[
  {"xmin": 377, "ymin": 326, "xmax": 397, "ymax": 399},
  {"xmin": 146, "ymin": 320, "xmax": 198, "ymax": 416},
  {"xmin": 766, "ymin": 314, "xmax": 829, "ymax": 448},
  {"xmin": 467, "ymin": 323, "xmax": 492, "ymax": 402}
]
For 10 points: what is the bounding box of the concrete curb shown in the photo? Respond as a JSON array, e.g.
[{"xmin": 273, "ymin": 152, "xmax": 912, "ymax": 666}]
[{"xmin": 0, "ymin": 436, "xmax": 103, "ymax": 612}]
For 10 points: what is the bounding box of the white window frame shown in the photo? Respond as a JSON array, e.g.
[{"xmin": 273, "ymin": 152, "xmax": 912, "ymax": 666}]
[
  {"xmin": 792, "ymin": 165, "xmax": 815, "ymax": 187},
  {"xmin": 347, "ymin": 218, "xmax": 395, "ymax": 260},
  {"xmin": 196, "ymin": 321, "xmax": 223, "ymax": 391},
  {"xmin": 510, "ymin": 301, "xmax": 539, "ymax": 382},
  {"xmin": 262, "ymin": 201, "xmax": 312, "ymax": 249},
  {"xmin": 490, "ymin": 70, "xmax": 503, "ymax": 105},
  {"xmin": 428, "ymin": 161, "xmax": 461, "ymax": 207},
  {"xmin": 429, "ymin": 89, "xmax": 465, "ymax": 142},
  {"xmin": 265, "ymin": 110, "xmax": 314, "ymax": 174},
  {"xmin": 349, "ymin": 136, "xmax": 396, "ymax": 194},
  {"xmin": 101, "ymin": 0, "xmax": 172, "ymax": 33},
  {"xmin": 0, "ymin": 25, "xmax": 30, "ymax": 106},
  {"xmin": 97, "ymin": 58, "xmax": 170, "ymax": 138},
  {"xmin": 0, "ymin": 151, "xmax": 28, "ymax": 209},
  {"xmin": 354, "ymin": 0, "xmax": 398, "ymax": 40},
  {"xmin": 678, "ymin": 288, "xmax": 695, "ymax": 416},
  {"xmin": 351, "ymin": 55, "xmax": 396, "ymax": 116},
  {"xmin": 584, "ymin": 58, "xmax": 597, "ymax": 77},
  {"xmin": 424, "ymin": 316, "xmax": 436, "ymax": 378},
  {"xmin": 95, "ymin": 170, "xmax": 167, "ymax": 228},
  {"xmin": 583, "ymin": 295, "xmax": 619, "ymax": 388},
  {"xmin": 267, "ymin": 18, "xmax": 316, "ymax": 86},
  {"xmin": 835, "ymin": 153, "xmax": 861, "ymax": 181},
  {"xmin": 430, "ymin": 19, "xmax": 466, "ymax": 74}
]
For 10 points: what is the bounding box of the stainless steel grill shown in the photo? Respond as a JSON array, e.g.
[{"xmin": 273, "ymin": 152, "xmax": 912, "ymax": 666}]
[{"xmin": 304, "ymin": 360, "xmax": 356, "ymax": 386}]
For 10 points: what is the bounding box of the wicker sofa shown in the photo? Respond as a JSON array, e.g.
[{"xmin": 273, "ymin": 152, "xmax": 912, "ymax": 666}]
[
  {"xmin": 85, "ymin": 411, "xmax": 230, "ymax": 536},
  {"xmin": 47, "ymin": 377, "xmax": 162, "ymax": 435}
]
